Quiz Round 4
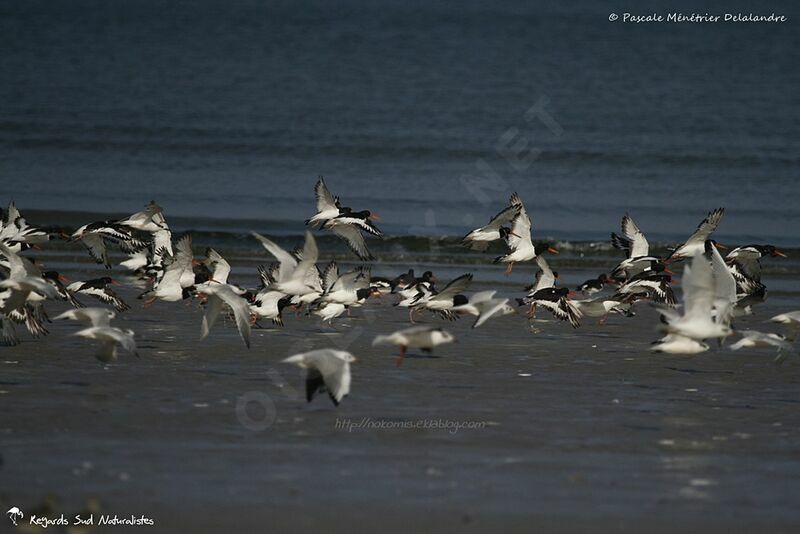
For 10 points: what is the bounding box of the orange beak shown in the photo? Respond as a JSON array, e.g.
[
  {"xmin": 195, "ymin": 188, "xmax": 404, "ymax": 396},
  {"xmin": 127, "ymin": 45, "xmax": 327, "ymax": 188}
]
[
  {"xmin": 508, "ymin": 231, "xmax": 521, "ymax": 238},
  {"xmin": 547, "ymin": 246, "xmax": 559, "ymax": 254},
  {"xmin": 775, "ymin": 250, "xmax": 787, "ymax": 258},
  {"xmin": 713, "ymin": 242, "xmax": 728, "ymax": 251},
  {"xmin": 664, "ymin": 268, "xmax": 674, "ymax": 275},
  {"xmin": 369, "ymin": 213, "xmax": 381, "ymax": 221},
  {"xmin": 58, "ymin": 274, "xmax": 70, "ymax": 284},
  {"xmin": 111, "ymin": 279, "xmax": 121, "ymax": 286}
]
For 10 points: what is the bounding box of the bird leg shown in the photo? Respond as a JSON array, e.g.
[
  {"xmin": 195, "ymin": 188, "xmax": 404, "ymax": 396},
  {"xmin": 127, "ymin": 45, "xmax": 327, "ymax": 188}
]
[
  {"xmin": 598, "ymin": 315, "xmax": 608, "ymax": 326},
  {"xmin": 505, "ymin": 262, "xmax": 514, "ymax": 275},
  {"xmin": 527, "ymin": 304, "xmax": 537, "ymax": 319},
  {"xmin": 408, "ymin": 308, "xmax": 416, "ymax": 324},
  {"xmin": 396, "ymin": 345, "xmax": 407, "ymax": 367},
  {"xmin": 142, "ymin": 297, "xmax": 157, "ymax": 308}
]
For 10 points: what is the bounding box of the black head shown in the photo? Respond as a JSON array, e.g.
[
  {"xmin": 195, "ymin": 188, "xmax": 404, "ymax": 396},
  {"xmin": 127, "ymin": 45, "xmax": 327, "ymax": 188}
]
[
  {"xmin": 452, "ymin": 294, "xmax": 469, "ymax": 307},
  {"xmin": 421, "ymin": 271, "xmax": 435, "ymax": 282},
  {"xmin": 100, "ymin": 276, "xmax": 113, "ymax": 285},
  {"xmin": 356, "ymin": 287, "xmax": 373, "ymax": 301},
  {"xmin": 278, "ymin": 296, "xmax": 293, "ymax": 312},
  {"xmin": 598, "ymin": 274, "xmax": 608, "ymax": 283},
  {"xmin": 42, "ymin": 270, "xmax": 59, "ymax": 281},
  {"xmin": 758, "ymin": 244, "xmax": 787, "ymax": 258},
  {"xmin": 182, "ymin": 286, "xmax": 197, "ymax": 300}
]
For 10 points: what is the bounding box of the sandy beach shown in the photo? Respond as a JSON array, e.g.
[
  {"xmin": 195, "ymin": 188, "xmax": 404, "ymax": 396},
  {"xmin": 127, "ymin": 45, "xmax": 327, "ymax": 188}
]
[{"xmin": 1, "ymin": 271, "xmax": 799, "ymax": 533}]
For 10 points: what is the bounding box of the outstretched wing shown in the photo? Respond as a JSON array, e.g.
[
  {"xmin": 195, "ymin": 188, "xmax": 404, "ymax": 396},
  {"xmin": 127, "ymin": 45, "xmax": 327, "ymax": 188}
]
[
  {"xmin": 431, "ymin": 273, "xmax": 473, "ymax": 301},
  {"xmin": 684, "ymin": 208, "xmax": 725, "ymax": 247},
  {"xmin": 485, "ymin": 203, "xmax": 521, "ymax": 231},
  {"xmin": 507, "ymin": 209, "xmax": 532, "ymax": 250},
  {"xmin": 330, "ymin": 225, "xmax": 374, "ymax": 261},
  {"xmin": 621, "ymin": 214, "xmax": 649, "ymax": 258},
  {"xmin": 315, "ymin": 176, "xmax": 339, "ymax": 213}
]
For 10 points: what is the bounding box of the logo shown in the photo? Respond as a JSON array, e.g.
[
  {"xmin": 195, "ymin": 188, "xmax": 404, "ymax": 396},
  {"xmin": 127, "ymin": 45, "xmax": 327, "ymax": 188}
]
[{"xmin": 7, "ymin": 507, "xmax": 24, "ymax": 526}]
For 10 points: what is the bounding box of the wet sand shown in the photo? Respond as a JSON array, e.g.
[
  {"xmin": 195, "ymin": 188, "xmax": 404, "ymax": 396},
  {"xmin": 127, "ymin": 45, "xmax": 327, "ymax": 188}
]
[{"xmin": 1, "ymin": 280, "xmax": 799, "ymax": 533}]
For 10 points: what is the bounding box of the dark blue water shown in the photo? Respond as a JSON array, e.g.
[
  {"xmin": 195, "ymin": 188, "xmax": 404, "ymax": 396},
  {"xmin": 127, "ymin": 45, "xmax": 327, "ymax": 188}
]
[{"xmin": 1, "ymin": 0, "xmax": 798, "ymax": 244}]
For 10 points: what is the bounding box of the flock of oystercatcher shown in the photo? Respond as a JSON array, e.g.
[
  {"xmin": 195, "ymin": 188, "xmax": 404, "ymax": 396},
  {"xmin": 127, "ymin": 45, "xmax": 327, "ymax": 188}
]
[{"xmin": 1, "ymin": 177, "xmax": 797, "ymax": 406}]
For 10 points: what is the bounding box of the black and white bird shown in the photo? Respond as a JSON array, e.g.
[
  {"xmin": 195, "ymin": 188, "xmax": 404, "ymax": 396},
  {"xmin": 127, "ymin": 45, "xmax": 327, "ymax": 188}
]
[
  {"xmin": 42, "ymin": 270, "xmax": 83, "ymax": 308},
  {"xmin": 310, "ymin": 261, "xmax": 379, "ymax": 323},
  {"xmin": 282, "ymin": 349, "xmax": 356, "ymax": 406},
  {"xmin": 494, "ymin": 193, "xmax": 557, "ymax": 274},
  {"xmin": 67, "ymin": 277, "xmax": 130, "ymax": 312},
  {"xmin": 609, "ymin": 214, "xmax": 665, "ymax": 282},
  {"xmin": 305, "ymin": 176, "xmax": 343, "ymax": 228},
  {"xmin": 372, "ymin": 326, "xmax": 455, "ymax": 366},
  {"xmin": 117, "ymin": 200, "xmax": 168, "ymax": 233},
  {"xmin": 248, "ymin": 265, "xmax": 293, "ymax": 327},
  {"xmin": 614, "ymin": 270, "xmax": 677, "ymax": 307},
  {"xmin": 461, "ymin": 193, "xmax": 522, "ymax": 251},
  {"xmin": 412, "ymin": 273, "xmax": 473, "ymax": 320},
  {"xmin": 252, "ymin": 231, "xmax": 320, "ymax": 299},
  {"xmin": 0, "ymin": 245, "xmax": 59, "ymax": 338},
  {"xmin": 521, "ymin": 286, "xmax": 582, "ymax": 328},
  {"xmin": 140, "ymin": 234, "xmax": 195, "ymax": 304},
  {"xmin": 0, "ymin": 202, "xmax": 50, "ymax": 252},
  {"xmin": 306, "ymin": 177, "xmax": 383, "ymax": 261},
  {"xmin": 664, "ymin": 208, "xmax": 725, "ymax": 263},
  {"xmin": 576, "ymin": 274, "xmax": 609, "ymax": 296},
  {"xmin": 726, "ymin": 244, "xmax": 786, "ymax": 296},
  {"xmin": 71, "ymin": 220, "xmax": 148, "ymax": 269}
]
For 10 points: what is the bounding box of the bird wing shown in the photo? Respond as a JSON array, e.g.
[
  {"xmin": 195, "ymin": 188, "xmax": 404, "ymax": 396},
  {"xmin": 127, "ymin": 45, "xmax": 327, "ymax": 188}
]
[
  {"xmin": 684, "ymin": 208, "xmax": 725, "ymax": 247},
  {"xmin": 103, "ymin": 328, "xmax": 138, "ymax": 356},
  {"xmin": 431, "ymin": 273, "xmax": 473, "ymax": 301},
  {"xmin": 0, "ymin": 244, "xmax": 36, "ymax": 279},
  {"xmin": 291, "ymin": 231, "xmax": 319, "ymax": 286},
  {"xmin": 485, "ymin": 204, "xmax": 521, "ymax": 231},
  {"xmin": 469, "ymin": 290, "xmax": 497, "ymax": 305},
  {"xmin": 322, "ymin": 261, "xmax": 339, "ymax": 292},
  {"xmin": 473, "ymin": 298, "xmax": 510, "ymax": 328},
  {"xmin": 96, "ymin": 287, "xmax": 130, "ymax": 312},
  {"xmin": 308, "ymin": 350, "xmax": 352, "ymax": 404},
  {"xmin": 533, "ymin": 255, "xmax": 555, "ymax": 292},
  {"xmin": 535, "ymin": 298, "xmax": 582, "ymax": 328},
  {"xmin": 507, "ymin": 208, "xmax": 532, "ymax": 250},
  {"xmin": 682, "ymin": 252, "xmax": 715, "ymax": 319},
  {"xmin": 727, "ymin": 248, "xmax": 763, "ymax": 282},
  {"xmin": 80, "ymin": 234, "xmax": 110, "ymax": 268},
  {"xmin": 315, "ymin": 177, "xmax": 339, "ymax": 213},
  {"xmin": 330, "ymin": 224, "xmax": 374, "ymax": 261},
  {"xmin": 200, "ymin": 285, "xmax": 251, "ymax": 348},
  {"xmin": 206, "ymin": 248, "xmax": 231, "ymax": 284},
  {"xmin": 329, "ymin": 267, "xmax": 370, "ymax": 294},
  {"xmin": 621, "ymin": 214, "xmax": 649, "ymax": 258},
  {"xmin": 251, "ymin": 232, "xmax": 297, "ymax": 283},
  {"xmin": 710, "ymin": 244, "xmax": 736, "ymax": 323}
]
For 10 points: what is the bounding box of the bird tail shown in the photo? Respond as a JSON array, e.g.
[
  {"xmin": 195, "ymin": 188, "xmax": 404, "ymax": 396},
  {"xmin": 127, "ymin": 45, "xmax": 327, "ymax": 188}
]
[{"xmin": 493, "ymin": 255, "xmax": 507, "ymax": 264}]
